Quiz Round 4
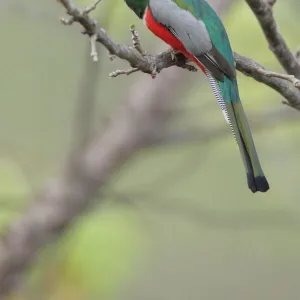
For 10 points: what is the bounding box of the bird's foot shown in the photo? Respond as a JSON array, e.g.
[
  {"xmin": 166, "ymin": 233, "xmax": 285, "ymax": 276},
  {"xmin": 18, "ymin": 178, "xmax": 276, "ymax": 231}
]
[
  {"xmin": 165, "ymin": 48, "xmax": 181, "ymax": 61},
  {"xmin": 163, "ymin": 49, "xmax": 196, "ymax": 72},
  {"xmin": 179, "ymin": 64, "xmax": 198, "ymax": 72}
]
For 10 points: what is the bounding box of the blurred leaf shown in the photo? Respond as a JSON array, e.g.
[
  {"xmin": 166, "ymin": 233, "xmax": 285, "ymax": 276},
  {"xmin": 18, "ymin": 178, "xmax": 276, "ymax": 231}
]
[
  {"xmin": 0, "ymin": 158, "xmax": 29, "ymax": 198},
  {"xmin": 58, "ymin": 206, "xmax": 146, "ymax": 298}
]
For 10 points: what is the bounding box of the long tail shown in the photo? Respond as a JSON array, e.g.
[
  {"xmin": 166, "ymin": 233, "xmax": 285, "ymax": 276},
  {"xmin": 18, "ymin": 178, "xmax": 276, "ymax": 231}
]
[{"xmin": 205, "ymin": 69, "xmax": 269, "ymax": 193}]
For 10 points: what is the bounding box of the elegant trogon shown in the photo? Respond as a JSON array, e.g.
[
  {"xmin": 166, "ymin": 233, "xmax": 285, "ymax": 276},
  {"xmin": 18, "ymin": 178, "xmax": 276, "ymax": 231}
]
[{"xmin": 124, "ymin": 0, "xmax": 269, "ymax": 193}]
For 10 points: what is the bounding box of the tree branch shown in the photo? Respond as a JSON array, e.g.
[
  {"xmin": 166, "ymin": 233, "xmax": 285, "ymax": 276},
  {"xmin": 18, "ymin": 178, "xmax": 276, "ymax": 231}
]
[
  {"xmin": 0, "ymin": 0, "xmax": 299, "ymax": 297},
  {"xmin": 58, "ymin": 0, "xmax": 190, "ymax": 75},
  {"xmin": 56, "ymin": 0, "xmax": 300, "ymax": 109},
  {"xmin": 0, "ymin": 68, "xmax": 182, "ymax": 296},
  {"xmin": 0, "ymin": 0, "xmax": 235, "ymax": 296},
  {"xmin": 245, "ymin": 0, "xmax": 300, "ymax": 78},
  {"xmin": 234, "ymin": 52, "xmax": 300, "ymax": 110}
]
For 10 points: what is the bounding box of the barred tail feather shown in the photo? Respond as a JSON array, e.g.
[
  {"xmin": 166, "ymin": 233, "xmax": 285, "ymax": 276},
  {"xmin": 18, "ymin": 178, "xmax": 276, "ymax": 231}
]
[
  {"xmin": 206, "ymin": 69, "xmax": 269, "ymax": 193},
  {"xmin": 228, "ymin": 101, "xmax": 269, "ymax": 193}
]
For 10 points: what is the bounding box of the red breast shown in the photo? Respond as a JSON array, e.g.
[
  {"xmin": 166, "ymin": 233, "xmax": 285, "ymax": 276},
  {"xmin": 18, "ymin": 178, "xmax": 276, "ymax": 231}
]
[
  {"xmin": 144, "ymin": 7, "xmax": 186, "ymax": 52},
  {"xmin": 143, "ymin": 6, "xmax": 205, "ymax": 73}
]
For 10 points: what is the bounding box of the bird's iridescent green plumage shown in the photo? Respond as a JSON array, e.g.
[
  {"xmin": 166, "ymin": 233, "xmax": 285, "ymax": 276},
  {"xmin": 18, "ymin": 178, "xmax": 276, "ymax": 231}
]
[
  {"xmin": 173, "ymin": 0, "xmax": 269, "ymax": 192},
  {"xmin": 173, "ymin": 0, "xmax": 239, "ymax": 103},
  {"xmin": 123, "ymin": 0, "xmax": 269, "ymax": 192}
]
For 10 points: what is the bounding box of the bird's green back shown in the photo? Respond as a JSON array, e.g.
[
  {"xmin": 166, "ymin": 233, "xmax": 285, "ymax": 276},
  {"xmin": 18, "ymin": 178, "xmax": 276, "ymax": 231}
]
[{"xmin": 173, "ymin": 0, "xmax": 239, "ymax": 103}]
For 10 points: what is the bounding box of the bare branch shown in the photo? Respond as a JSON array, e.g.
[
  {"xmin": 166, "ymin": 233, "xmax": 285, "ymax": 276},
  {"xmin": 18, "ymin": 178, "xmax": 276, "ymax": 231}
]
[
  {"xmin": 256, "ymin": 70, "xmax": 300, "ymax": 88},
  {"xmin": 59, "ymin": 0, "xmax": 102, "ymax": 25},
  {"xmin": 84, "ymin": 0, "xmax": 102, "ymax": 14},
  {"xmin": 130, "ymin": 25, "xmax": 145, "ymax": 55},
  {"xmin": 245, "ymin": 0, "xmax": 300, "ymax": 78},
  {"xmin": 109, "ymin": 67, "xmax": 140, "ymax": 78},
  {"xmin": 0, "ymin": 70, "xmax": 183, "ymax": 295},
  {"xmin": 0, "ymin": 0, "xmax": 299, "ymax": 296},
  {"xmin": 89, "ymin": 33, "xmax": 98, "ymax": 62},
  {"xmin": 60, "ymin": 16, "xmax": 74, "ymax": 25},
  {"xmin": 58, "ymin": 0, "xmax": 186, "ymax": 75},
  {"xmin": 57, "ymin": 0, "xmax": 300, "ymax": 110},
  {"xmin": 108, "ymin": 25, "xmax": 198, "ymax": 77},
  {"xmin": 234, "ymin": 52, "xmax": 300, "ymax": 110}
]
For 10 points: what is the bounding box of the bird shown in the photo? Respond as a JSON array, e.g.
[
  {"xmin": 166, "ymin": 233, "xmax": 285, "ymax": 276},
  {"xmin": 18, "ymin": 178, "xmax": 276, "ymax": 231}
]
[{"xmin": 124, "ymin": 0, "xmax": 269, "ymax": 193}]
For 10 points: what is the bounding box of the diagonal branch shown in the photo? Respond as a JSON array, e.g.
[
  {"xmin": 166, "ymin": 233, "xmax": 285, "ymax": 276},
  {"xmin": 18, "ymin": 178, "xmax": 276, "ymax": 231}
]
[
  {"xmin": 0, "ymin": 70, "xmax": 182, "ymax": 297},
  {"xmin": 0, "ymin": 0, "xmax": 234, "ymax": 297},
  {"xmin": 245, "ymin": 0, "xmax": 300, "ymax": 78},
  {"xmin": 57, "ymin": 0, "xmax": 300, "ymax": 110},
  {"xmin": 234, "ymin": 53, "xmax": 300, "ymax": 110},
  {"xmin": 0, "ymin": 0, "xmax": 299, "ymax": 297},
  {"xmin": 58, "ymin": 0, "xmax": 189, "ymax": 75}
]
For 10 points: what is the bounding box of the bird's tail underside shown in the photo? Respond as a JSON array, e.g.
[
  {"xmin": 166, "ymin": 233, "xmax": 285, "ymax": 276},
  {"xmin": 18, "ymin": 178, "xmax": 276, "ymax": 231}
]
[{"xmin": 206, "ymin": 69, "xmax": 269, "ymax": 193}]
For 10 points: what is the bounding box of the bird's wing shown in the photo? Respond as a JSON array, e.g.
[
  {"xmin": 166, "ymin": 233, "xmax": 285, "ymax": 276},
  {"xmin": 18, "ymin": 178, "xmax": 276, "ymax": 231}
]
[{"xmin": 148, "ymin": 0, "xmax": 236, "ymax": 81}]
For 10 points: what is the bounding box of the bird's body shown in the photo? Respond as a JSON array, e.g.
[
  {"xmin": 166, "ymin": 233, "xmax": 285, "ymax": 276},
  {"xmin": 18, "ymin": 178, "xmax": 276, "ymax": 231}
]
[{"xmin": 124, "ymin": 0, "xmax": 270, "ymax": 193}]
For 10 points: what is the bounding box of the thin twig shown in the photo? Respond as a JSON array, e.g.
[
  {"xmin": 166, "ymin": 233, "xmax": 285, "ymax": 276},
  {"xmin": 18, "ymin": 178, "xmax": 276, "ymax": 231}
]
[
  {"xmin": 256, "ymin": 69, "xmax": 300, "ymax": 88},
  {"xmin": 234, "ymin": 52, "xmax": 300, "ymax": 110},
  {"xmin": 84, "ymin": 0, "xmax": 102, "ymax": 14},
  {"xmin": 3, "ymin": 0, "xmax": 297, "ymax": 297},
  {"xmin": 60, "ymin": 16, "xmax": 74, "ymax": 25},
  {"xmin": 130, "ymin": 25, "xmax": 145, "ymax": 55},
  {"xmin": 109, "ymin": 67, "xmax": 139, "ymax": 78},
  {"xmin": 58, "ymin": 0, "xmax": 203, "ymax": 76},
  {"xmin": 59, "ymin": 0, "xmax": 102, "ymax": 25},
  {"xmin": 90, "ymin": 34, "xmax": 98, "ymax": 62},
  {"xmin": 58, "ymin": 0, "xmax": 300, "ymax": 110}
]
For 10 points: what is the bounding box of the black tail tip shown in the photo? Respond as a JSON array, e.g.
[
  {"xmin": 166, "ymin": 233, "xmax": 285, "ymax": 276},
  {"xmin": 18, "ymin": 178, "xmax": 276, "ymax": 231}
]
[{"xmin": 247, "ymin": 174, "xmax": 270, "ymax": 193}]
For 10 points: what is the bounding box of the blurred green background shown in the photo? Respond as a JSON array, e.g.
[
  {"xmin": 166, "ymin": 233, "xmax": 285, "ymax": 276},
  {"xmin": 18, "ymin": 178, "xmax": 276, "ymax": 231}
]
[{"xmin": 1, "ymin": 0, "xmax": 300, "ymax": 299}]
